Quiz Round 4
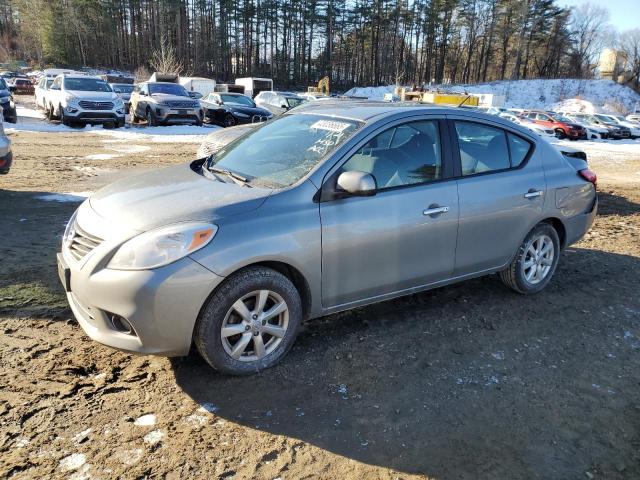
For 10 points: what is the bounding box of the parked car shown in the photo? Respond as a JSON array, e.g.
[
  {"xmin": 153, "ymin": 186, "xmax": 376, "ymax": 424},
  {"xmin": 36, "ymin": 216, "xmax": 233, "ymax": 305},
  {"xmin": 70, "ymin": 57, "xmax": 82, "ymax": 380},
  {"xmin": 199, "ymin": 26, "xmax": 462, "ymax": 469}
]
[
  {"xmin": 58, "ymin": 101, "xmax": 597, "ymax": 375},
  {"xmin": 196, "ymin": 123, "xmax": 260, "ymax": 158},
  {"xmin": 200, "ymin": 92, "xmax": 272, "ymax": 127},
  {"xmin": 35, "ymin": 77, "xmax": 54, "ymax": 109},
  {"xmin": 254, "ymin": 91, "xmax": 306, "ymax": 116},
  {"xmin": 0, "ymin": 77, "xmax": 17, "ymax": 123},
  {"xmin": 561, "ymin": 113, "xmax": 609, "ymax": 139},
  {"xmin": 11, "ymin": 77, "xmax": 34, "ymax": 95},
  {"xmin": 129, "ymin": 81, "xmax": 203, "ymax": 126},
  {"xmin": 0, "ymin": 116, "xmax": 12, "ymax": 174},
  {"xmin": 596, "ymin": 113, "xmax": 640, "ymax": 138},
  {"xmin": 46, "ymin": 74, "xmax": 125, "ymax": 128},
  {"xmin": 521, "ymin": 110, "xmax": 586, "ymax": 139},
  {"xmin": 591, "ymin": 114, "xmax": 631, "ymax": 139},
  {"xmin": 109, "ymin": 83, "xmax": 134, "ymax": 111},
  {"xmin": 625, "ymin": 114, "xmax": 640, "ymax": 124}
]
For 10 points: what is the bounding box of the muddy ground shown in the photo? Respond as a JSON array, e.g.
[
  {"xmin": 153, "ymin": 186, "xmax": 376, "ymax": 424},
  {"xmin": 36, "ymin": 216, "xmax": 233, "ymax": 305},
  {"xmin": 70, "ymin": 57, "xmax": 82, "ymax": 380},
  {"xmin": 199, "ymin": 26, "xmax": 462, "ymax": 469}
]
[{"xmin": 1, "ymin": 97, "xmax": 639, "ymax": 480}]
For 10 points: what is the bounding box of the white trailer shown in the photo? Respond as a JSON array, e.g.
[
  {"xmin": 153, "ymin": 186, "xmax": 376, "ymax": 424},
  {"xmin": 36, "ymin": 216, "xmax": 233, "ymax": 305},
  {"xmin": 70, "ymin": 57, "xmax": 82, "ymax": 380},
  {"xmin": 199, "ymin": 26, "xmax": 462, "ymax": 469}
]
[
  {"xmin": 472, "ymin": 93, "xmax": 506, "ymax": 108},
  {"xmin": 179, "ymin": 77, "xmax": 217, "ymax": 97},
  {"xmin": 234, "ymin": 77, "xmax": 273, "ymax": 98},
  {"xmin": 43, "ymin": 68, "xmax": 78, "ymax": 78}
]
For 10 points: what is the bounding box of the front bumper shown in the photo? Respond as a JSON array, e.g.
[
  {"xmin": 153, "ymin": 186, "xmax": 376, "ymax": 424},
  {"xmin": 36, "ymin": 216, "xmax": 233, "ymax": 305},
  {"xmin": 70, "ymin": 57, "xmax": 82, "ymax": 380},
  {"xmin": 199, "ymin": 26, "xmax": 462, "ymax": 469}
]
[
  {"xmin": 154, "ymin": 106, "xmax": 203, "ymax": 124},
  {"xmin": 64, "ymin": 105, "xmax": 125, "ymax": 124},
  {"xmin": 58, "ymin": 247, "xmax": 224, "ymax": 356}
]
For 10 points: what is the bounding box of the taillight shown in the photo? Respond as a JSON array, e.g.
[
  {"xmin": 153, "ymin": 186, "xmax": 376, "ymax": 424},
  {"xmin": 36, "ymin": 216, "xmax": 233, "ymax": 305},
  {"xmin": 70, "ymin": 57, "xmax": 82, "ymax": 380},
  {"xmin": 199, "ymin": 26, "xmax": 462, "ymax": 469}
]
[{"xmin": 579, "ymin": 169, "xmax": 597, "ymax": 189}]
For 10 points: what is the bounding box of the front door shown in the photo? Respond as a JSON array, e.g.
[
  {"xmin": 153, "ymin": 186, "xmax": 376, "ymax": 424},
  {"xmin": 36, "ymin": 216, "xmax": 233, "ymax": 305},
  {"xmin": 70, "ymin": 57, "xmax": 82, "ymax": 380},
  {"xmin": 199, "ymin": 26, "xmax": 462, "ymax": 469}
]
[{"xmin": 320, "ymin": 118, "xmax": 459, "ymax": 308}]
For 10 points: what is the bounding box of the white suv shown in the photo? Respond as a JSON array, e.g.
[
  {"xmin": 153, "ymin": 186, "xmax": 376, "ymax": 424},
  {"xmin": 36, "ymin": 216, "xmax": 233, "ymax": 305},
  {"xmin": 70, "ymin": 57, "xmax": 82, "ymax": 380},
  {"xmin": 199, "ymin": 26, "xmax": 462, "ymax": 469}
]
[{"xmin": 46, "ymin": 75, "xmax": 125, "ymax": 128}]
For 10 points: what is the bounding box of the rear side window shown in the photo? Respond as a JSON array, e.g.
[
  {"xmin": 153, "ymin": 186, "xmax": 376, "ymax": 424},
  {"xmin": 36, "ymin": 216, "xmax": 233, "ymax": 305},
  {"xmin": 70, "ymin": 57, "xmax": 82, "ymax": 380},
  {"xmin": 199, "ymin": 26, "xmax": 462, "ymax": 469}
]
[
  {"xmin": 455, "ymin": 122, "xmax": 533, "ymax": 175},
  {"xmin": 455, "ymin": 122, "xmax": 510, "ymax": 175},
  {"xmin": 508, "ymin": 133, "xmax": 532, "ymax": 167}
]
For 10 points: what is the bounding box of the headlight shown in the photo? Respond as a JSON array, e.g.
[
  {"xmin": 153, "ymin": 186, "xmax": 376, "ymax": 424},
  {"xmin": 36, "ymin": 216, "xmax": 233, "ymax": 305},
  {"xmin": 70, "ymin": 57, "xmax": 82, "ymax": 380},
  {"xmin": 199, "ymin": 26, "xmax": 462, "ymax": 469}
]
[
  {"xmin": 63, "ymin": 211, "xmax": 78, "ymax": 248},
  {"xmin": 64, "ymin": 94, "xmax": 78, "ymax": 105},
  {"xmin": 114, "ymin": 98, "xmax": 124, "ymax": 108},
  {"xmin": 108, "ymin": 222, "xmax": 217, "ymax": 270}
]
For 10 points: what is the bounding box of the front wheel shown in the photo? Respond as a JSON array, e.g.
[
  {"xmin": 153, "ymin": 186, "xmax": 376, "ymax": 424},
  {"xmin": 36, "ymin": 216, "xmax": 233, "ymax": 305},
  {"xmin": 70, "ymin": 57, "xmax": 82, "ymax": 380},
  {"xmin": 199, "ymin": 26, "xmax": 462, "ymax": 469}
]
[
  {"xmin": 146, "ymin": 108, "xmax": 157, "ymax": 126},
  {"xmin": 195, "ymin": 267, "xmax": 303, "ymax": 375},
  {"xmin": 555, "ymin": 129, "xmax": 566, "ymax": 139},
  {"xmin": 500, "ymin": 223, "xmax": 560, "ymax": 294},
  {"xmin": 223, "ymin": 113, "xmax": 236, "ymax": 128}
]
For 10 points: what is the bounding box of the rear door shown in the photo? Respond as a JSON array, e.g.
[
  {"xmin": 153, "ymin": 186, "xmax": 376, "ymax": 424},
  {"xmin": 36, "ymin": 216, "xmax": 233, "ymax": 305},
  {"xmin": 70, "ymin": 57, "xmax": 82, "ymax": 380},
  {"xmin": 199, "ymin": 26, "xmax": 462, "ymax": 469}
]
[
  {"xmin": 320, "ymin": 117, "xmax": 459, "ymax": 308},
  {"xmin": 449, "ymin": 117, "xmax": 546, "ymax": 275}
]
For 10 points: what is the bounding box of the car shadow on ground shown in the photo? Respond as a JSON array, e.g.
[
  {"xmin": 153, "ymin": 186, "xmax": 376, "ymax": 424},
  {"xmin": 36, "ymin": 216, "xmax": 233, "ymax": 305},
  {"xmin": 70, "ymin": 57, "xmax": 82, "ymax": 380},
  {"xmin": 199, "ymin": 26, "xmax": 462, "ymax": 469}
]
[
  {"xmin": 172, "ymin": 247, "xmax": 640, "ymax": 479},
  {"xmin": 597, "ymin": 190, "xmax": 640, "ymax": 216}
]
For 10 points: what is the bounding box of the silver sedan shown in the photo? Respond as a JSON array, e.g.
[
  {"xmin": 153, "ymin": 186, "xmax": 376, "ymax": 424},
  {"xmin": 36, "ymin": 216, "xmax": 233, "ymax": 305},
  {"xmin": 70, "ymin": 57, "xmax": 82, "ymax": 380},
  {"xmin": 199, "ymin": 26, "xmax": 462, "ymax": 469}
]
[{"xmin": 58, "ymin": 101, "xmax": 597, "ymax": 375}]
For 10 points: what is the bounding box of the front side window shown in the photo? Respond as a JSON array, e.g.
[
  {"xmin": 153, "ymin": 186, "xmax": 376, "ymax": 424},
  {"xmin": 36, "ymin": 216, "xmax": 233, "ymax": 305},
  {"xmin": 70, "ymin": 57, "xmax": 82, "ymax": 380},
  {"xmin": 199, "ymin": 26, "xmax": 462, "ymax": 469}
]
[
  {"xmin": 341, "ymin": 120, "xmax": 442, "ymax": 190},
  {"xmin": 209, "ymin": 114, "xmax": 362, "ymax": 188},
  {"xmin": 286, "ymin": 97, "xmax": 305, "ymax": 109},
  {"xmin": 63, "ymin": 77, "xmax": 112, "ymax": 92}
]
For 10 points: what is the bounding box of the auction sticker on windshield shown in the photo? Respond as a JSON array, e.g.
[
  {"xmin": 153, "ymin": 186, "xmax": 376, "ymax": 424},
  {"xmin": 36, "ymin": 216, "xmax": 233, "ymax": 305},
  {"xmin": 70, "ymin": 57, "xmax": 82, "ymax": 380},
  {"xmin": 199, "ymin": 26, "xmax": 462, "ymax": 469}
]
[{"xmin": 311, "ymin": 120, "xmax": 352, "ymax": 133}]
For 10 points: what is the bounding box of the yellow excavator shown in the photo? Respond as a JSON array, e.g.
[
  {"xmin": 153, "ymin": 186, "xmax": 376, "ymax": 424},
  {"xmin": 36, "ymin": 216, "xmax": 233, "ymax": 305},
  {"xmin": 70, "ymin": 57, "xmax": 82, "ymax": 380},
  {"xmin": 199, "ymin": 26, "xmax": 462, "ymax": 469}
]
[{"xmin": 308, "ymin": 76, "xmax": 330, "ymax": 96}]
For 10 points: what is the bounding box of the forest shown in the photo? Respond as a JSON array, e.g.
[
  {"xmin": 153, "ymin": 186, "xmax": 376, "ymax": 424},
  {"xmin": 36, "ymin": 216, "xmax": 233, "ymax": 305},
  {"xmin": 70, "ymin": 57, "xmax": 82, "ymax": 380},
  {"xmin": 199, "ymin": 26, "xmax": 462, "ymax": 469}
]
[{"xmin": 0, "ymin": 0, "xmax": 638, "ymax": 90}]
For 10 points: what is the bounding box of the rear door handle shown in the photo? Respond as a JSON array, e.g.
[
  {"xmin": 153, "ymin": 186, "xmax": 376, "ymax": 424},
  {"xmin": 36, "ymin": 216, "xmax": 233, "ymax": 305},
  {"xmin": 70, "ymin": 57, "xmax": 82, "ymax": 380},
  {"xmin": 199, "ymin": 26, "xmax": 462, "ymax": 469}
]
[
  {"xmin": 524, "ymin": 189, "xmax": 544, "ymax": 199},
  {"xmin": 423, "ymin": 205, "xmax": 449, "ymax": 217}
]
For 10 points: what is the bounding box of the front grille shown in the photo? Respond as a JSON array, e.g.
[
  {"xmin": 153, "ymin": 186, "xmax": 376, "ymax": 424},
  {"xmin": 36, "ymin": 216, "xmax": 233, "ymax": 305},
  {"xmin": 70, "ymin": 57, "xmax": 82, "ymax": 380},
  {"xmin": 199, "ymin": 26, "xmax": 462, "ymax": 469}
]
[
  {"xmin": 68, "ymin": 221, "xmax": 103, "ymax": 261},
  {"xmin": 165, "ymin": 100, "xmax": 197, "ymax": 109},
  {"xmin": 79, "ymin": 101, "xmax": 114, "ymax": 110}
]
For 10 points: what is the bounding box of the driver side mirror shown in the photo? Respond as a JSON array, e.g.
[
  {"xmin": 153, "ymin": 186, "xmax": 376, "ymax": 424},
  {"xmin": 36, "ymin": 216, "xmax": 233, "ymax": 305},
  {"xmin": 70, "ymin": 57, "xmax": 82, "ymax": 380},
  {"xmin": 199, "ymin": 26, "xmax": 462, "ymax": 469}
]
[
  {"xmin": 189, "ymin": 91, "xmax": 203, "ymax": 99},
  {"xmin": 113, "ymin": 88, "xmax": 122, "ymax": 94},
  {"xmin": 336, "ymin": 171, "xmax": 377, "ymax": 197},
  {"xmin": 139, "ymin": 91, "xmax": 147, "ymax": 96}
]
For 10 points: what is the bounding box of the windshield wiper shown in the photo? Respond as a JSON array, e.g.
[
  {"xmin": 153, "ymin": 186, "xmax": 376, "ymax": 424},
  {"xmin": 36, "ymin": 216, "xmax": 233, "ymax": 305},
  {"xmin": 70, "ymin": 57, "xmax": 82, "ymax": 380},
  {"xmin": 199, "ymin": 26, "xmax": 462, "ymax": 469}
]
[{"xmin": 208, "ymin": 166, "xmax": 252, "ymax": 187}]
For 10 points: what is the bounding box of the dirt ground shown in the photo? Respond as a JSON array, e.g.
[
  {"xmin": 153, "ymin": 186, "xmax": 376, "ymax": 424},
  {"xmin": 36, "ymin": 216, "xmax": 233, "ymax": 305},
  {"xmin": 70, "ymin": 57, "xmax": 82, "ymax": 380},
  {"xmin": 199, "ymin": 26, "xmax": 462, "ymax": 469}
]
[{"xmin": 1, "ymin": 96, "xmax": 639, "ymax": 480}]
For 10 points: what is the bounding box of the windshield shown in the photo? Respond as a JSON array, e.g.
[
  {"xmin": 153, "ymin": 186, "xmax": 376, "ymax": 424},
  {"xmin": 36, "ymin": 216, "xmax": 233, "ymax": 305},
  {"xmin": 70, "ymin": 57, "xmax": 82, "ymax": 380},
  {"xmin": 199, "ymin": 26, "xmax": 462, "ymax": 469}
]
[
  {"xmin": 64, "ymin": 77, "xmax": 112, "ymax": 92},
  {"xmin": 221, "ymin": 94, "xmax": 255, "ymax": 106},
  {"xmin": 149, "ymin": 83, "xmax": 188, "ymax": 96},
  {"xmin": 113, "ymin": 84, "xmax": 134, "ymax": 93},
  {"xmin": 594, "ymin": 114, "xmax": 614, "ymax": 124},
  {"xmin": 209, "ymin": 114, "xmax": 362, "ymax": 188},
  {"xmin": 286, "ymin": 97, "xmax": 306, "ymax": 108}
]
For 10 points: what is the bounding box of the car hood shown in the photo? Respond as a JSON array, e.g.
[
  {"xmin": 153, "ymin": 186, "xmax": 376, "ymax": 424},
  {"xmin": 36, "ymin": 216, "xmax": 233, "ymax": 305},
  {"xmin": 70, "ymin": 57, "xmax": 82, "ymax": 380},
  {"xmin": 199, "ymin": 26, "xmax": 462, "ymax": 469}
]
[
  {"xmin": 226, "ymin": 104, "xmax": 271, "ymax": 116},
  {"xmin": 67, "ymin": 90, "xmax": 119, "ymax": 101},
  {"xmin": 89, "ymin": 163, "xmax": 271, "ymax": 232},
  {"xmin": 150, "ymin": 93, "xmax": 193, "ymax": 102}
]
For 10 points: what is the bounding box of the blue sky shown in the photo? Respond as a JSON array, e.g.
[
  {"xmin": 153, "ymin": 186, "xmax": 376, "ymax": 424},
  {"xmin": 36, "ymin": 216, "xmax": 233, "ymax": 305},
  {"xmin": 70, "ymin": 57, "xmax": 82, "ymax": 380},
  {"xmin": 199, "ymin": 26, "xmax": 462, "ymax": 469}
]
[{"xmin": 558, "ymin": 0, "xmax": 640, "ymax": 31}]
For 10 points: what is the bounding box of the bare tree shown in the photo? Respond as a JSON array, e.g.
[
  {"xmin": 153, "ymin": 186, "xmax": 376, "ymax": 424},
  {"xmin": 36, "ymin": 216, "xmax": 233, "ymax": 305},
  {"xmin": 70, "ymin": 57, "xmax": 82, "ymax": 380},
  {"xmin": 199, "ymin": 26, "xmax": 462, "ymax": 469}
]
[
  {"xmin": 568, "ymin": 3, "xmax": 610, "ymax": 77},
  {"xmin": 149, "ymin": 36, "xmax": 183, "ymax": 75},
  {"xmin": 620, "ymin": 29, "xmax": 640, "ymax": 89}
]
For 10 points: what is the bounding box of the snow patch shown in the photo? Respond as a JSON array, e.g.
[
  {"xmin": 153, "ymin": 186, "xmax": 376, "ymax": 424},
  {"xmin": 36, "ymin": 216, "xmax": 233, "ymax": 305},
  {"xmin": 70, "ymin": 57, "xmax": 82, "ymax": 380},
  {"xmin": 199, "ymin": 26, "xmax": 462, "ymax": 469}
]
[
  {"xmin": 36, "ymin": 192, "xmax": 91, "ymax": 203},
  {"xmin": 106, "ymin": 144, "xmax": 151, "ymax": 154},
  {"xmin": 85, "ymin": 153, "xmax": 121, "ymax": 160},
  {"xmin": 59, "ymin": 453, "xmax": 86, "ymax": 471},
  {"xmin": 133, "ymin": 414, "xmax": 156, "ymax": 426},
  {"xmin": 143, "ymin": 429, "xmax": 164, "ymax": 445}
]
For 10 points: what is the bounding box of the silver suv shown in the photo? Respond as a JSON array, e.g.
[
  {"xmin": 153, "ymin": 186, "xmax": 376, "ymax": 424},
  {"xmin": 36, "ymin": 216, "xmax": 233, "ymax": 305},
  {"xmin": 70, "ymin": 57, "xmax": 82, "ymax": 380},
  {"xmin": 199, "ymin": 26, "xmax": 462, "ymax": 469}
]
[
  {"xmin": 130, "ymin": 82, "xmax": 203, "ymax": 126},
  {"xmin": 58, "ymin": 102, "xmax": 597, "ymax": 375}
]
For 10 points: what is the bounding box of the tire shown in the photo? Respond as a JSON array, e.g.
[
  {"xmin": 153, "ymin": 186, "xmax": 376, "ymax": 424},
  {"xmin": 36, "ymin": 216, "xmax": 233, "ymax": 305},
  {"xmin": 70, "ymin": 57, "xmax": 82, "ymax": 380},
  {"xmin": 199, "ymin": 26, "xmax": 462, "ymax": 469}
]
[
  {"xmin": 146, "ymin": 108, "xmax": 157, "ymax": 126},
  {"xmin": 195, "ymin": 266, "xmax": 303, "ymax": 375},
  {"xmin": 60, "ymin": 106, "xmax": 72, "ymax": 126},
  {"xmin": 555, "ymin": 129, "xmax": 566, "ymax": 139},
  {"xmin": 499, "ymin": 222, "xmax": 560, "ymax": 295},
  {"xmin": 223, "ymin": 113, "xmax": 236, "ymax": 128}
]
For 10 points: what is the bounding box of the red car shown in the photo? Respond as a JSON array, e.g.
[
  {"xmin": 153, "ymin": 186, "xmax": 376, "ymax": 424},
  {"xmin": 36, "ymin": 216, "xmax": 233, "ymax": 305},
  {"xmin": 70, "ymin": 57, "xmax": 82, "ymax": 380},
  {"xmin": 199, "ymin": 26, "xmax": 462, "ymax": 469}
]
[
  {"xmin": 523, "ymin": 110, "xmax": 585, "ymax": 140},
  {"xmin": 11, "ymin": 78, "xmax": 34, "ymax": 95}
]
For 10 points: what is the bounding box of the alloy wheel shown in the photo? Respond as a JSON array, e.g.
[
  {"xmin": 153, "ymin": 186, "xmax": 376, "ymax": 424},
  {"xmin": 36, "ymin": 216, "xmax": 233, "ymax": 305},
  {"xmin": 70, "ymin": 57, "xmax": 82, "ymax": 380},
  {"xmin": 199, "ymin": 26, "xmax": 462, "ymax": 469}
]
[
  {"xmin": 220, "ymin": 290, "xmax": 289, "ymax": 362},
  {"xmin": 522, "ymin": 234, "xmax": 554, "ymax": 285}
]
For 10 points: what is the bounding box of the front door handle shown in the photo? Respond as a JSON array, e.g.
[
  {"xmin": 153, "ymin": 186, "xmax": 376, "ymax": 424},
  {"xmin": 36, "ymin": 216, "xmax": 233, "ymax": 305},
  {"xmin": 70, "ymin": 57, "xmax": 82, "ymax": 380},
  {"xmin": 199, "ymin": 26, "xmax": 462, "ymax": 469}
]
[
  {"xmin": 423, "ymin": 205, "xmax": 450, "ymax": 217},
  {"xmin": 524, "ymin": 189, "xmax": 544, "ymax": 199}
]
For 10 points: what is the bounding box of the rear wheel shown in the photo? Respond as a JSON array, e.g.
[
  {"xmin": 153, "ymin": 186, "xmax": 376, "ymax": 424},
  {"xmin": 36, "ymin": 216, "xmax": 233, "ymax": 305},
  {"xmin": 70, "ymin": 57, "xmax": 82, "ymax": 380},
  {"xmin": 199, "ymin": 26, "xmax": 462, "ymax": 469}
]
[
  {"xmin": 195, "ymin": 267, "xmax": 303, "ymax": 375},
  {"xmin": 500, "ymin": 223, "xmax": 560, "ymax": 294}
]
